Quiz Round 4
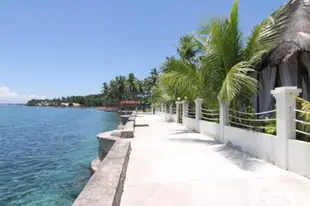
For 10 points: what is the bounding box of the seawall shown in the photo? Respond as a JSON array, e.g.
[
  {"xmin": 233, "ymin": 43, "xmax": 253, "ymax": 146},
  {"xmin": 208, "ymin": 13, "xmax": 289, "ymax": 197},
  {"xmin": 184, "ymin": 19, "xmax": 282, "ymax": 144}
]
[{"xmin": 73, "ymin": 111, "xmax": 136, "ymax": 206}]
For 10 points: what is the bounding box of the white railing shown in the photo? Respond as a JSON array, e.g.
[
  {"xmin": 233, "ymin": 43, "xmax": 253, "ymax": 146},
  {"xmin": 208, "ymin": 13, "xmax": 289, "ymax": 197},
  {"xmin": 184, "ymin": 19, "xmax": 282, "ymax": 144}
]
[
  {"xmin": 229, "ymin": 109, "xmax": 276, "ymax": 133},
  {"xmin": 187, "ymin": 107, "xmax": 196, "ymax": 119},
  {"xmin": 173, "ymin": 107, "xmax": 177, "ymax": 114},
  {"xmin": 294, "ymin": 109, "xmax": 310, "ymax": 137},
  {"xmin": 201, "ymin": 107, "xmax": 219, "ymax": 122},
  {"xmin": 154, "ymin": 87, "xmax": 310, "ymax": 178},
  {"xmin": 229, "ymin": 109, "xmax": 276, "ymax": 116}
]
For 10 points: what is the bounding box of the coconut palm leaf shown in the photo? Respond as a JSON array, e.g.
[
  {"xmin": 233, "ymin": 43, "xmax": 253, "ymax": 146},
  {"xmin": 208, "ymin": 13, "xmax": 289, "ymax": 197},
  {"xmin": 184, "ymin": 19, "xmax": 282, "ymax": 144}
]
[
  {"xmin": 218, "ymin": 62, "xmax": 257, "ymax": 103},
  {"xmin": 198, "ymin": 0, "xmax": 289, "ymax": 105},
  {"xmin": 159, "ymin": 58, "xmax": 201, "ymax": 101}
]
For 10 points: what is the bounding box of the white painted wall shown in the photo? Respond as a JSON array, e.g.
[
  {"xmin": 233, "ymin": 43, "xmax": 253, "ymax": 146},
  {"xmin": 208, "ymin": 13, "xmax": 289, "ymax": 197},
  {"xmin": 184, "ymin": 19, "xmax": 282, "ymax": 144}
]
[
  {"xmin": 183, "ymin": 117, "xmax": 196, "ymax": 131},
  {"xmin": 157, "ymin": 107, "xmax": 310, "ymax": 179},
  {"xmin": 288, "ymin": 140, "xmax": 310, "ymax": 178},
  {"xmin": 156, "ymin": 111, "xmax": 166, "ymax": 118},
  {"xmin": 172, "ymin": 114, "xmax": 177, "ymax": 122},
  {"xmin": 155, "ymin": 111, "xmax": 177, "ymax": 123},
  {"xmin": 199, "ymin": 120, "xmax": 220, "ymax": 139},
  {"xmin": 224, "ymin": 126, "xmax": 279, "ymax": 164},
  {"xmin": 166, "ymin": 114, "xmax": 176, "ymax": 122}
]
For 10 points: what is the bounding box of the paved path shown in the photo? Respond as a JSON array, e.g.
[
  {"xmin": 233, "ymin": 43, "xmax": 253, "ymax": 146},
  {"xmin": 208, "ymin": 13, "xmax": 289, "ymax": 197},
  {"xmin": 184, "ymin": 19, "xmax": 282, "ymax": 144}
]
[{"xmin": 120, "ymin": 114, "xmax": 310, "ymax": 206}]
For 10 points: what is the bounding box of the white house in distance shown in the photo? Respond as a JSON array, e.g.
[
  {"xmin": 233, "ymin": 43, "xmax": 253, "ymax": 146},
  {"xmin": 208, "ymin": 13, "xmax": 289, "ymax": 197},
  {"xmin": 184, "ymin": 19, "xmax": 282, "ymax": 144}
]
[{"xmin": 60, "ymin": 103, "xmax": 69, "ymax": 107}]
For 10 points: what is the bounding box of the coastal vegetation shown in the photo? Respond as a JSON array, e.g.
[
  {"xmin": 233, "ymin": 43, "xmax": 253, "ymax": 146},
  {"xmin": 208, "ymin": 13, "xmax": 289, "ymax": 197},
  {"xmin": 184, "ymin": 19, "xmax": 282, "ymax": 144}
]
[
  {"xmin": 26, "ymin": 94, "xmax": 104, "ymax": 107},
  {"xmin": 151, "ymin": 0, "xmax": 310, "ymax": 142},
  {"xmin": 26, "ymin": 69, "xmax": 158, "ymax": 107},
  {"xmin": 101, "ymin": 69, "xmax": 158, "ymax": 105},
  {"xmin": 152, "ymin": 0, "xmax": 288, "ymax": 108}
]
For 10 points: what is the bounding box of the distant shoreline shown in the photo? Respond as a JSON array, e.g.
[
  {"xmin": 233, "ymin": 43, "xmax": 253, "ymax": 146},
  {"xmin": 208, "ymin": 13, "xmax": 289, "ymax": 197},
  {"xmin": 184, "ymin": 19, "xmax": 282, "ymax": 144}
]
[
  {"xmin": 26, "ymin": 105, "xmax": 89, "ymax": 109},
  {"xmin": 0, "ymin": 103, "xmax": 25, "ymax": 106}
]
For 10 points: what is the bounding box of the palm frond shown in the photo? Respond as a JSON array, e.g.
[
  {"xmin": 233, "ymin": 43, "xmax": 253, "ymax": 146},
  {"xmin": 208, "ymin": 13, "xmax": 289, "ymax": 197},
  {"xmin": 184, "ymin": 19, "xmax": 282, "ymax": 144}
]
[{"xmin": 218, "ymin": 62, "xmax": 258, "ymax": 103}]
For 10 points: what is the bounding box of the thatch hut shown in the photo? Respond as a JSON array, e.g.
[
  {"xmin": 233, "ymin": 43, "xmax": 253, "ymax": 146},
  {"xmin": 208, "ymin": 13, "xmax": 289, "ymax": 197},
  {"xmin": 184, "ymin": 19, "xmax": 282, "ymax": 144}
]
[{"xmin": 257, "ymin": 0, "xmax": 310, "ymax": 112}]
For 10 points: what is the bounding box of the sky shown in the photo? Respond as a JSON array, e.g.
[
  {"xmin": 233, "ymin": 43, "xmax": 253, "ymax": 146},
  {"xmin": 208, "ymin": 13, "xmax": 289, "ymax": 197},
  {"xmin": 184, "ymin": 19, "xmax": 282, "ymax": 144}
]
[{"xmin": 0, "ymin": 0, "xmax": 286, "ymax": 103}]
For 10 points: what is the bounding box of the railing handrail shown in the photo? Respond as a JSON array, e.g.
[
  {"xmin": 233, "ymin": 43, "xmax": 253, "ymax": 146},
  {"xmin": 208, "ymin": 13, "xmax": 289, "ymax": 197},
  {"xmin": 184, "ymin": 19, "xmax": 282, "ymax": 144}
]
[
  {"xmin": 294, "ymin": 109, "xmax": 310, "ymax": 115},
  {"xmin": 201, "ymin": 108, "xmax": 219, "ymax": 112},
  {"xmin": 229, "ymin": 115, "xmax": 275, "ymax": 122},
  {"xmin": 295, "ymin": 129, "xmax": 310, "ymax": 136},
  {"xmin": 229, "ymin": 109, "xmax": 276, "ymax": 116},
  {"xmin": 201, "ymin": 111, "xmax": 219, "ymax": 116},
  {"xmin": 229, "ymin": 120, "xmax": 276, "ymax": 130},
  {"xmin": 201, "ymin": 117, "xmax": 219, "ymax": 121},
  {"xmin": 295, "ymin": 119, "xmax": 310, "ymax": 126}
]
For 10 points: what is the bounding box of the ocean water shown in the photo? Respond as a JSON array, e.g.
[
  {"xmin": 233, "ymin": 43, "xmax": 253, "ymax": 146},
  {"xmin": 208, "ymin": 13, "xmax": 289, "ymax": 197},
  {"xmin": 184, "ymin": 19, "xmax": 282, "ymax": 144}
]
[{"xmin": 0, "ymin": 106, "xmax": 119, "ymax": 206}]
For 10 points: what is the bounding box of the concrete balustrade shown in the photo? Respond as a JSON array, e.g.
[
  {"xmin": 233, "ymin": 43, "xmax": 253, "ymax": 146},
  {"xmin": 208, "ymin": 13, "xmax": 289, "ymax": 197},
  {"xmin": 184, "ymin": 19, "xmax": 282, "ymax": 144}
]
[
  {"xmin": 271, "ymin": 87, "xmax": 301, "ymax": 169},
  {"xmin": 175, "ymin": 101, "xmax": 182, "ymax": 123},
  {"xmin": 219, "ymin": 101, "xmax": 229, "ymax": 143},
  {"xmin": 182, "ymin": 100, "xmax": 188, "ymax": 122},
  {"xmin": 155, "ymin": 87, "xmax": 310, "ymax": 178},
  {"xmin": 194, "ymin": 98, "xmax": 203, "ymax": 132}
]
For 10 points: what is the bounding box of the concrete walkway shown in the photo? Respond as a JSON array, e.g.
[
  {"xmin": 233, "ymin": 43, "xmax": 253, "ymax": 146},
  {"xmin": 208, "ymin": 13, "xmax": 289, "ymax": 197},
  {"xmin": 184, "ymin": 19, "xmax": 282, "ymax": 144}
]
[{"xmin": 120, "ymin": 114, "xmax": 310, "ymax": 206}]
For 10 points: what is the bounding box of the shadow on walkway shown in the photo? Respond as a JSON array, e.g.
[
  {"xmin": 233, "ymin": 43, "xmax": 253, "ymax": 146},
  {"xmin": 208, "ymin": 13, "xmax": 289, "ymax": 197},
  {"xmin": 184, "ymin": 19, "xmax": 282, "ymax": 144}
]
[
  {"xmin": 214, "ymin": 143, "xmax": 263, "ymax": 172},
  {"xmin": 135, "ymin": 124, "xmax": 149, "ymax": 127},
  {"xmin": 169, "ymin": 137, "xmax": 219, "ymax": 146},
  {"xmin": 169, "ymin": 130, "xmax": 195, "ymax": 135},
  {"xmin": 170, "ymin": 133, "xmax": 262, "ymax": 172}
]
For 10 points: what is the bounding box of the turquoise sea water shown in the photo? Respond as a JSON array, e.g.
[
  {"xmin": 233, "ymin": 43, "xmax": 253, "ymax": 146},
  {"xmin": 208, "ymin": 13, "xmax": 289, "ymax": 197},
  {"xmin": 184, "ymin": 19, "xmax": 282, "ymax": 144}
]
[{"xmin": 0, "ymin": 106, "xmax": 119, "ymax": 206}]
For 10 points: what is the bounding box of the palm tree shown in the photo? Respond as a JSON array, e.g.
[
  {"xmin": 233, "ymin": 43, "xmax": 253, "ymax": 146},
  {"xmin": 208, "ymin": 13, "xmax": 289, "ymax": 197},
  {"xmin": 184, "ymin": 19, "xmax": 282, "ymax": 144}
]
[
  {"xmin": 102, "ymin": 82, "xmax": 109, "ymax": 95},
  {"xmin": 126, "ymin": 73, "xmax": 139, "ymax": 100},
  {"xmin": 157, "ymin": 0, "xmax": 288, "ymax": 109},
  {"xmin": 103, "ymin": 76, "xmax": 127, "ymax": 103},
  {"xmin": 150, "ymin": 68, "xmax": 159, "ymax": 85},
  {"xmin": 155, "ymin": 35, "xmax": 205, "ymax": 104},
  {"xmin": 176, "ymin": 35, "xmax": 199, "ymax": 64},
  {"xmin": 115, "ymin": 76, "xmax": 127, "ymax": 101},
  {"xmin": 198, "ymin": 0, "xmax": 288, "ymax": 108},
  {"xmin": 158, "ymin": 57, "xmax": 203, "ymax": 102},
  {"xmin": 151, "ymin": 80, "xmax": 176, "ymax": 104}
]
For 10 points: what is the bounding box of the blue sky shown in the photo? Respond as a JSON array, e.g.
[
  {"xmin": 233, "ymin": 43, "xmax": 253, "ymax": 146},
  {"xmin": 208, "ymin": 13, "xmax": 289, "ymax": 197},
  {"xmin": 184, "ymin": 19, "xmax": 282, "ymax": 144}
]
[{"xmin": 0, "ymin": 0, "xmax": 286, "ymax": 103}]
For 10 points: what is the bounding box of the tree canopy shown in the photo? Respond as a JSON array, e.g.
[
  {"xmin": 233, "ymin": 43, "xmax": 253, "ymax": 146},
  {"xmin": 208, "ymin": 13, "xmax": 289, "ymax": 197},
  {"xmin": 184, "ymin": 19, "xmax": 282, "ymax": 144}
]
[
  {"xmin": 152, "ymin": 0, "xmax": 288, "ymax": 110},
  {"xmin": 26, "ymin": 69, "xmax": 159, "ymax": 107}
]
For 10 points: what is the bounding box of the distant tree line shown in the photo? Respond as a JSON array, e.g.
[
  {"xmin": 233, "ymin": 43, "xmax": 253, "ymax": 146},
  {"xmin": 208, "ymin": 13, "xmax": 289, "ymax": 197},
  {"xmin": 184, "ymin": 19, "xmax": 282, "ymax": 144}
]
[
  {"xmin": 26, "ymin": 69, "xmax": 159, "ymax": 107},
  {"xmin": 26, "ymin": 94, "xmax": 105, "ymax": 107},
  {"xmin": 101, "ymin": 69, "xmax": 158, "ymax": 104}
]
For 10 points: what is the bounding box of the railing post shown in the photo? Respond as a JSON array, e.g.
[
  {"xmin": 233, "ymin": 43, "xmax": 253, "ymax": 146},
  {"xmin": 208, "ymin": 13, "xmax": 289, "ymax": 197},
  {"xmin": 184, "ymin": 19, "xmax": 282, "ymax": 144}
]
[
  {"xmin": 164, "ymin": 104, "xmax": 168, "ymax": 119},
  {"xmin": 168, "ymin": 104, "xmax": 173, "ymax": 121},
  {"xmin": 219, "ymin": 101, "xmax": 229, "ymax": 143},
  {"xmin": 182, "ymin": 100, "xmax": 189, "ymax": 121},
  {"xmin": 271, "ymin": 86, "xmax": 301, "ymax": 169},
  {"xmin": 194, "ymin": 98, "xmax": 203, "ymax": 132},
  {"xmin": 175, "ymin": 101, "xmax": 182, "ymax": 123}
]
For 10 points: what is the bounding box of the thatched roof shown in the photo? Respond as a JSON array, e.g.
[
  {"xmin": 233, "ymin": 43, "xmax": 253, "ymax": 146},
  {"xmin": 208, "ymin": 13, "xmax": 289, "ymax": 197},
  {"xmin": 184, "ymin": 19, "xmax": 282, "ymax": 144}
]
[{"xmin": 261, "ymin": 0, "xmax": 310, "ymax": 68}]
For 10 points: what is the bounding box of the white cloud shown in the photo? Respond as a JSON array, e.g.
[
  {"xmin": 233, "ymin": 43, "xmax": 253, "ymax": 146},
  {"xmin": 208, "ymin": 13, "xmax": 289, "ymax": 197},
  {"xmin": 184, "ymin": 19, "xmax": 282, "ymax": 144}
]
[{"xmin": 0, "ymin": 85, "xmax": 47, "ymax": 104}]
